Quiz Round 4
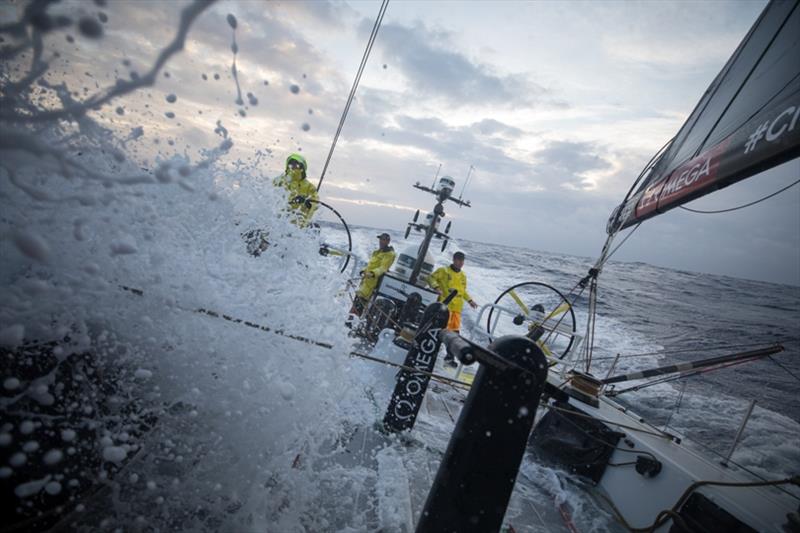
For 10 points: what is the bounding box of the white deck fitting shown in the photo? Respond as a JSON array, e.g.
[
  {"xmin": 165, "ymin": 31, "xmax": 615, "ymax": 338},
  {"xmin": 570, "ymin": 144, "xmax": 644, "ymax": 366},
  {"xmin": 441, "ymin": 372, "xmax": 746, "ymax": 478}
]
[{"xmin": 554, "ymin": 383, "xmax": 797, "ymax": 532}]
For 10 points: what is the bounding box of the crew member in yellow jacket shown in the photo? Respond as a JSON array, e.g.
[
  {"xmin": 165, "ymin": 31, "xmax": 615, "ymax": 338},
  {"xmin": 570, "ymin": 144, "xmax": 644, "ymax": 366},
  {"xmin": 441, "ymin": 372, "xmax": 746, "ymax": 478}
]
[
  {"xmin": 427, "ymin": 251, "xmax": 478, "ymax": 333},
  {"xmin": 351, "ymin": 233, "xmax": 396, "ymax": 316},
  {"xmin": 273, "ymin": 153, "xmax": 318, "ymax": 226}
]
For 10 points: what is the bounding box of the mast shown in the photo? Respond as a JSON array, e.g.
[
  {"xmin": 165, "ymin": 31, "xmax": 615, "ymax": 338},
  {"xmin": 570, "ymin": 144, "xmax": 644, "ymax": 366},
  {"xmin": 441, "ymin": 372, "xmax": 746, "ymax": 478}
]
[
  {"xmin": 408, "ymin": 200, "xmax": 443, "ymax": 286},
  {"xmin": 408, "ymin": 178, "xmax": 471, "ymax": 286}
]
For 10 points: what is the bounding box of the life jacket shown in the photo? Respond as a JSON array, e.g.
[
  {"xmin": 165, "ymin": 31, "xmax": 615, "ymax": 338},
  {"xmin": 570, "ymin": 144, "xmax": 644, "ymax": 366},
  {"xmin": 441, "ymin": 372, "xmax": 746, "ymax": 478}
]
[
  {"xmin": 428, "ymin": 265, "xmax": 472, "ymax": 313},
  {"xmin": 273, "ymin": 173, "xmax": 319, "ymax": 225},
  {"xmin": 356, "ymin": 247, "xmax": 396, "ymax": 299}
]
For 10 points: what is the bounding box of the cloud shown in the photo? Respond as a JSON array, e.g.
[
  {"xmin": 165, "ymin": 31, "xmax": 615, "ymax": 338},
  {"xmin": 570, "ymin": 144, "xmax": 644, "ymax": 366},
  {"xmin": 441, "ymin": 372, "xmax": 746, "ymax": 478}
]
[
  {"xmin": 272, "ymin": 0, "xmax": 356, "ymax": 29},
  {"xmin": 370, "ymin": 21, "xmax": 549, "ymax": 106},
  {"xmin": 598, "ymin": 1, "xmax": 763, "ymax": 72},
  {"xmin": 471, "ymin": 119, "xmax": 525, "ymax": 138},
  {"xmin": 533, "ymin": 140, "xmax": 613, "ymax": 190}
]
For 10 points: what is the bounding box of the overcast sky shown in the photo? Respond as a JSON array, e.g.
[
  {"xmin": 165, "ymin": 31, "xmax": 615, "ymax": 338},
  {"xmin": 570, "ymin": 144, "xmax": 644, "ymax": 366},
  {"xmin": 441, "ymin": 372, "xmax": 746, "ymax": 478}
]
[{"xmin": 18, "ymin": 0, "xmax": 799, "ymax": 285}]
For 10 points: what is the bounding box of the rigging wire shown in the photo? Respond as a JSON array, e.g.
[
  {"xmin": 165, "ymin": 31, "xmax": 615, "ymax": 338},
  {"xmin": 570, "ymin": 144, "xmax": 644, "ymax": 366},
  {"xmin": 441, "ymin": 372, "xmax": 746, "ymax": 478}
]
[
  {"xmin": 678, "ymin": 178, "xmax": 800, "ymax": 214},
  {"xmin": 316, "ymin": 0, "xmax": 389, "ymax": 192},
  {"xmin": 662, "ymin": 379, "xmax": 687, "ymax": 431},
  {"xmin": 607, "ymin": 356, "xmax": 765, "ymax": 396},
  {"xmin": 572, "ymin": 339, "xmax": 797, "ymax": 362},
  {"xmin": 768, "ymin": 355, "xmax": 800, "ymax": 384},
  {"xmin": 603, "ymin": 223, "xmax": 642, "ymax": 263}
]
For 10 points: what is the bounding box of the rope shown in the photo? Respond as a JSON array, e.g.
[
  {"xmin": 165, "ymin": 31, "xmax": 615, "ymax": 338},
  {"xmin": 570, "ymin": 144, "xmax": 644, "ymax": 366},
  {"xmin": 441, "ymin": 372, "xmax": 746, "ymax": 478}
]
[
  {"xmin": 546, "ymin": 404, "xmax": 674, "ymax": 441},
  {"xmin": 768, "ymin": 355, "xmax": 800, "ymax": 384},
  {"xmin": 349, "ymin": 350, "xmax": 472, "ymax": 391},
  {"xmin": 662, "ymin": 379, "xmax": 686, "ymax": 431},
  {"xmin": 600, "ymin": 475, "xmax": 800, "ymax": 532},
  {"xmin": 678, "ymin": 178, "xmax": 800, "ymax": 214},
  {"xmin": 316, "ymin": 0, "xmax": 389, "ymax": 192},
  {"xmin": 583, "ymin": 276, "xmax": 599, "ymax": 372},
  {"xmin": 120, "ymin": 285, "xmax": 335, "ymax": 348},
  {"xmin": 603, "ymin": 223, "xmax": 642, "ymax": 263}
]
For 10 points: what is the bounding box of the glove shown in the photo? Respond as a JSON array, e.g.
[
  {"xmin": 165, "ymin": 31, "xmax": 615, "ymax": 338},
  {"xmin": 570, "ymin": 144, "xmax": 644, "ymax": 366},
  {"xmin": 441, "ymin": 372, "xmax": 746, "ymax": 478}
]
[{"xmin": 291, "ymin": 195, "xmax": 306, "ymax": 205}]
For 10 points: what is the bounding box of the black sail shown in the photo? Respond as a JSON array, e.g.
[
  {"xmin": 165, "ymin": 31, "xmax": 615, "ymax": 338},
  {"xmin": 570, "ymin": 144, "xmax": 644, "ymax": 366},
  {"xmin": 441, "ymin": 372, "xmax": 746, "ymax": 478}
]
[{"xmin": 609, "ymin": 0, "xmax": 800, "ymax": 233}]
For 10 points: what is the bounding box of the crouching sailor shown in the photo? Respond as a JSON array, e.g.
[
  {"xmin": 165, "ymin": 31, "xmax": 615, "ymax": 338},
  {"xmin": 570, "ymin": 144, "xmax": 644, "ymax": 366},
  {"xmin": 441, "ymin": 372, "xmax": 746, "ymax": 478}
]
[
  {"xmin": 273, "ymin": 153, "xmax": 319, "ymax": 227},
  {"xmin": 350, "ymin": 233, "xmax": 396, "ymax": 316},
  {"xmin": 428, "ymin": 251, "xmax": 477, "ymax": 366},
  {"xmin": 243, "ymin": 153, "xmax": 320, "ymax": 256}
]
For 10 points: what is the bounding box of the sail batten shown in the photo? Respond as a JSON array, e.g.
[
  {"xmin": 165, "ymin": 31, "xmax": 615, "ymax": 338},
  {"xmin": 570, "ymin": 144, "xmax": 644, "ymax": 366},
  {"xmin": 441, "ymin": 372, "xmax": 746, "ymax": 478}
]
[{"xmin": 610, "ymin": 0, "xmax": 800, "ymax": 233}]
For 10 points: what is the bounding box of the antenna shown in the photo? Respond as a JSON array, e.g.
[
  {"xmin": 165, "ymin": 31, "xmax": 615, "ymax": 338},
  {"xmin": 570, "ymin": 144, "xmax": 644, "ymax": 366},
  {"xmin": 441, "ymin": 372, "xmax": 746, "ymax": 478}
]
[
  {"xmin": 431, "ymin": 163, "xmax": 442, "ymax": 188},
  {"xmin": 458, "ymin": 165, "xmax": 474, "ymax": 204}
]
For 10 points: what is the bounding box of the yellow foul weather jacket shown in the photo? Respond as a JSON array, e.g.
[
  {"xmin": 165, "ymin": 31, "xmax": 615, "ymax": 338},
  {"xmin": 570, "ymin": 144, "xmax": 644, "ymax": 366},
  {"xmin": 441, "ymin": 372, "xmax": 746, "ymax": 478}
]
[
  {"xmin": 427, "ymin": 265, "xmax": 472, "ymax": 313},
  {"xmin": 356, "ymin": 247, "xmax": 396, "ymax": 299},
  {"xmin": 273, "ymin": 173, "xmax": 319, "ymax": 226}
]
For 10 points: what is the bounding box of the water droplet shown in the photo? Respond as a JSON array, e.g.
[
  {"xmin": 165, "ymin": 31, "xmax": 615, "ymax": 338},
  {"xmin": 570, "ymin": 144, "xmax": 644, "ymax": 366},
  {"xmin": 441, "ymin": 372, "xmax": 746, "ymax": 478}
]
[
  {"xmin": 301, "ymin": 123, "xmax": 310, "ymax": 132},
  {"xmin": 165, "ymin": 94, "xmax": 177, "ymax": 103},
  {"xmin": 383, "ymin": 64, "xmax": 387, "ymax": 69},
  {"xmin": 227, "ymin": 14, "xmax": 238, "ymax": 29},
  {"xmin": 98, "ymin": 12, "xmax": 108, "ymax": 23},
  {"xmin": 78, "ymin": 17, "xmax": 103, "ymax": 38},
  {"xmin": 289, "ymin": 84, "xmax": 300, "ymax": 94},
  {"xmin": 201, "ymin": 73, "xmax": 207, "ymax": 80},
  {"xmin": 308, "ymin": 109, "xmax": 313, "ymax": 115},
  {"xmin": 165, "ymin": 112, "xmax": 175, "ymax": 119},
  {"xmin": 115, "ymin": 106, "xmax": 124, "ymax": 115},
  {"xmin": 263, "ymin": 80, "xmax": 269, "ymax": 86},
  {"xmin": 214, "ymin": 73, "xmax": 220, "ymax": 80},
  {"xmin": 31, "ymin": 13, "xmax": 54, "ymax": 32}
]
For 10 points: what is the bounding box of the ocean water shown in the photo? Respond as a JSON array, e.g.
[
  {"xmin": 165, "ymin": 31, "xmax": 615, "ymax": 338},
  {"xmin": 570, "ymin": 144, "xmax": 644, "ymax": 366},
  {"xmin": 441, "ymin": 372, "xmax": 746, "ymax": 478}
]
[
  {"xmin": 2, "ymin": 2, "xmax": 798, "ymax": 530},
  {"xmin": 353, "ymin": 226, "xmax": 800, "ymax": 467},
  {"xmin": 3, "ymin": 119, "xmax": 799, "ymax": 533}
]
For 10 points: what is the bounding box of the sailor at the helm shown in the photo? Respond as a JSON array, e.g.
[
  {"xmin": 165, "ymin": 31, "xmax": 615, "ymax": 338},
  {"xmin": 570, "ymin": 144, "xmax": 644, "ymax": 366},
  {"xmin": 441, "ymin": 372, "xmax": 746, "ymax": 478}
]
[{"xmin": 427, "ymin": 251, "xmax": 478, "ymax": 364}]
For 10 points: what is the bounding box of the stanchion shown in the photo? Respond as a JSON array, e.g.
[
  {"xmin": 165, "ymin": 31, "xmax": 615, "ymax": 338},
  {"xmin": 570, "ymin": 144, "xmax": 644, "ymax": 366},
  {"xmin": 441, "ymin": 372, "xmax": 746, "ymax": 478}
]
[{"xmin": 416, "ymin": 334, "xmax": 548, "ymax": 532}]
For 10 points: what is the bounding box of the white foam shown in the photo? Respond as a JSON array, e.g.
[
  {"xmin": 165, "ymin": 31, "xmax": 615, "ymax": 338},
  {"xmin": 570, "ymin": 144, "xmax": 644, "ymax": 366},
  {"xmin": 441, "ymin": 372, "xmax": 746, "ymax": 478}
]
[
  {"xmin": 102, "ymin": 446, "xmax": 127, "ymax": 463},
  {"xmin": 43, "ymin": 449, "xmax": 64, "ymax": 465},
  {"xmin": 134, "ymin": 368, "xmax": 153, "ymax": 380},
  {"xmin": 15, "ymin": 476, "xmax": 51, "ymax": 498},
  {"xmin": 11, "ymin": 230, "xmax": 51, "ymax": 263},
  {"xmin": 0, "ymin": 325, "xmax": 25, "ymax": 347}
]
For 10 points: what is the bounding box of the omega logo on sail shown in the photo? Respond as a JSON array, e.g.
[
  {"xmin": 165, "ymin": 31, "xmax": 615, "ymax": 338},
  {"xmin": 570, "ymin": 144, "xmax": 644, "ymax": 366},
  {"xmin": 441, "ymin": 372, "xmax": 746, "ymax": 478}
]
[{"xmin": 661, "ymin": 156, "xmax": 711, "ymax": 196}]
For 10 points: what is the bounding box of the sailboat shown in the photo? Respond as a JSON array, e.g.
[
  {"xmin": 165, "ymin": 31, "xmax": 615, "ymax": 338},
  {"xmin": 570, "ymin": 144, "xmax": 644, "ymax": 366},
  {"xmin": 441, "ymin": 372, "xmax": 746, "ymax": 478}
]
[
  {"xmin": 1, "ymin": 0, "xmax": 797, "ymax": 531},
  {"xmin": 444, "ymin": 0, "xmax": 800, "ymax": 530},
  {"xmin": 343, "ymin": 0, "xmax": 799, "ymax": 530}
]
